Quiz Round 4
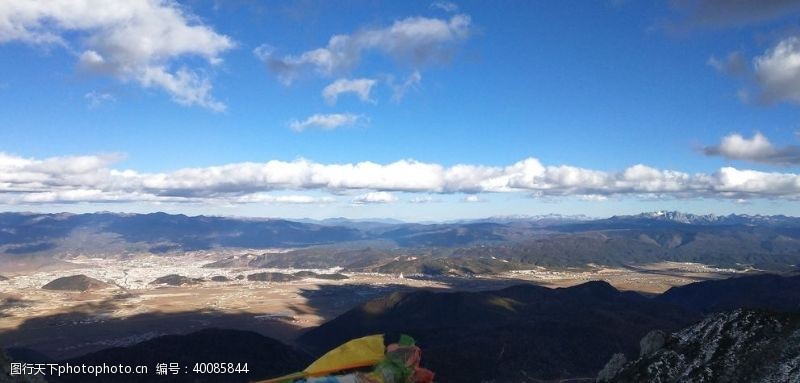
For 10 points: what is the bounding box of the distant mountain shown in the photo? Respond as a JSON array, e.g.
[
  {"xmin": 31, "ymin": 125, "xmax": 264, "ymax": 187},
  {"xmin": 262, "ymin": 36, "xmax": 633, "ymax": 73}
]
[
  {"xmin": 656, "ymin": 273, "xmax": 800, "ymax": 313},
  {"xmin": 453, "ymin": 214, "xmax": 593, "ymax": 225},
  {"xmin": 603, "ymin": 310, "xmax": 800, "ymax": 382},
  {"xmin": 41, "ymin": 275, "xmax": 112, "ymax": 292},
  {"xmin": 294, "ymin": 217, "xmax": 407, "ymax": 229},
  {"xmin": 376, "ymin": 222, "xmax": 508, "ymax": 247},
  {"xmin": 562, "ymin": 211, "xmax": 800, "ymax": 230},
  {"xmin": 299, "ymin": 281, "xmax": 696, "ymax": 382},
  {"xmin": 0, "ymin": 212, "xmax": 364, "ymax": 256},
  {"xmin": 239, "ymin": 224, "xmax": 800, "ymax": 272},
  {"xmin": 202, "ymin": 254, "xmax": 261, "ymax": 268},
  {"xmin": 4, "ymin": 211, "xmax": 800, "ymax": 272}
]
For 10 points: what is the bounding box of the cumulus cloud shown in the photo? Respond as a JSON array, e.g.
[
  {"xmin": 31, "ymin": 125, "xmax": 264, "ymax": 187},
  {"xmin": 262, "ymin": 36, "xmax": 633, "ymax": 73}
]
[
  {"xmin": 704, "ymin": 132, "xmax": 800, "ymax": 166},
  {"xmin": 430, "ymin": 1, "xmax": 459, "ymax": 13},
  {"xmin": 352, "ymin": 191, "xmax": 398, "ymax": 204},
  {"xmin": 289, "ymin": 113, "xmax": 364, "ymax": 132},
  {"xmin": 322, "ymin": 78, "xmax": 377, "ymax": 104},
  {"xmin": 3, "ymin": 152, "xmax": 800, "ymax": 205},
  {"xmin": 0, "ymin": 0, "xmax": 234, "ymax": 111},
  {"xmin": 753, "ymin": 36, "xmax": 800, "ymax": 105},
  {"xmin": 461, "ymin": 195, "xmax": 481, "ymax": 203},
  {"xmin": 256, "ymin": 13, "xmax": 471, "ymax": 84},
  {"xmin": 711, "ymin": 35, "xmax": 800, "ymax": 106}
]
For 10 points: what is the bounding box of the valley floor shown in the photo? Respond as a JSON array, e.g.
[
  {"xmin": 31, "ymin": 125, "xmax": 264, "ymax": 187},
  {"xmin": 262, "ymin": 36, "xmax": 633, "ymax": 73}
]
[{"xmin": 0, "ymin": 252, "xmax": 752, "ymax": 359}]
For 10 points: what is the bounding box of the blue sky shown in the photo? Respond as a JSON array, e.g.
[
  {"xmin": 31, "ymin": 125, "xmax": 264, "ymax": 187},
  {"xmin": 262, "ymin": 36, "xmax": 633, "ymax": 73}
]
[{"xmin": 1, "ymin": 0, "xmax": 800, "ymax": 220}]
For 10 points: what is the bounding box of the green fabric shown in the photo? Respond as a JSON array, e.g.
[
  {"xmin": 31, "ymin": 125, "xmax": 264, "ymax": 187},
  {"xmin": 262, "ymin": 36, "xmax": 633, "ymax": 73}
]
[
  {"xmin": 374, "ymin": 352, "xmax": 414, "ymax": 382},
  {"xmin": 398, "ymin": 334, "xmax": 416, "ymax": 346}
]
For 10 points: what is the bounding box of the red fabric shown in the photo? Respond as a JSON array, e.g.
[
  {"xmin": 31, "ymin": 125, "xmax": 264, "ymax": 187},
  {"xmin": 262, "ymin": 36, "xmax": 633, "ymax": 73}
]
[{"xmin": 412, "ymin": 367, "xmax": 435, "ymax": 383}]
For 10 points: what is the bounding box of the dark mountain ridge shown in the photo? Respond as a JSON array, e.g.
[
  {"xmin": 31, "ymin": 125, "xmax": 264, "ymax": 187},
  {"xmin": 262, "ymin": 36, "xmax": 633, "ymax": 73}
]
[
  {"xmin": 656, "ymin": 273, "xmax": 800, "ymax": 313},
  {"xmin": 298, "ymin": 280, "xmax": 697, "ymax": 382},
  {"xmin": 48, "ymin": 328, "xmax": 310, "ymax": 383},
  {"xmin": 604, "ymin": 310, "xmax": 800, "ymax": 382},
  {"xmin": 7, "ymin": 273, "xmax": 800, "ymax": 383}
]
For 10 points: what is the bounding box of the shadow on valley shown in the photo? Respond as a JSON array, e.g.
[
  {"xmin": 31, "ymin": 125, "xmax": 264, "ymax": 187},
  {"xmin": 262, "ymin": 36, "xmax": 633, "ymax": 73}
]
[
  {"xmin": 290, "ymin": 277, "xmax": 526, "ymax": 321},
  {"xmin": 0, "ymin": 296, "xmax": 304, "ymax": 360},
  {"xmin": 294, "ymin": 273, "xmax": 800, "ymax": 382},
  {"xmin": 296, "ymin": 281, "xmax": 701, "ymax": 382},
  {"xmin": 2, "ymin": 273, "xmax": 799, "ymax": 383},
  {"xmin": 0, "ymin": 300, "xmax": 311, "ymax": 382},
  {"xmin": 0, "ymin": 297, "xmax": 33, "ymax": 318}
]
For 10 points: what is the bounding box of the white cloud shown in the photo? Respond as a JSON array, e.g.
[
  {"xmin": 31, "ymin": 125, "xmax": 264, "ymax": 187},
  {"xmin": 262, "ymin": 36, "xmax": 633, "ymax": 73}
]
[
  {"xmin": 85, "ymin": 91, "xmax": 115, "ymax": 108},
  {"xmin": 461, "ymin": 195, "xmax": 481, "ymax": 202},
  {"xmin": 0, "ymin": 0, "xmax": 234, "ymax": 111},
  {"xmin": 352, "ymin": 191, "xmax": 398, "ymax": 204},
  {"xmin": 430, "ymin": 1, "xmax": 459, "ymax": 13},
  {"xmin": 227, "ymin": 193, "xmax": 335, "ymax": 204},
  {"xmin": 408, "ymin": 195, "xmax": 438, "ymax": 203},
  {"xmin": 289, "ymin": 113, "xmax": 364, "ymax": 132},
  {"xmin": 257, "ymin": 13, "xmax": 471, "ymax": 84},
  {"xmin": 707, "ymin": 51, "xmax": 746, "ymax": 75},
  {"xmin": 704, "ymin": 132, "xmax": 800, "ymax": 165},
  {"xmin": 322, "ymin": 78, "xmax": 377, "ymax": 105},
  {"xmin": 390, "ymin": 71, "xmax": 422, "ymax": 101},
  {"xmin": 754, "ymin": 36, "xmax": 800, "ymax": 105},
  {"xmin": 577, "ymin": 194, "xmax": 609, "ymax": 202},
  {"xmin": 3, "ymin": 152, "xmax": 800, "ymax": 205}
]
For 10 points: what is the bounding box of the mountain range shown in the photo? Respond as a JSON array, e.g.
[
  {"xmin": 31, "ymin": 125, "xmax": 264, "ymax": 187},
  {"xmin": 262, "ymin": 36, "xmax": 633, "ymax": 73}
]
[{"xmin": 3, "ymin": 211, "xmax": 800, "ymax": 273}]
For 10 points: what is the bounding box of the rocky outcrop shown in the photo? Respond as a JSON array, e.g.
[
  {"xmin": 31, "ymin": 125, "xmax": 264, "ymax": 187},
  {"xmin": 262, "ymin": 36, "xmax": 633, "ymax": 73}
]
[
  {"xmin": 597, "ymin": 353, "xmax": 627, "ymax": 382},
  {"xmin": 638, "ymin": 330, "xmax": 665, "ymax": 357},
  {"xmin": 602, "ymin": 310, "xmax": 800, "ymax": 382}
]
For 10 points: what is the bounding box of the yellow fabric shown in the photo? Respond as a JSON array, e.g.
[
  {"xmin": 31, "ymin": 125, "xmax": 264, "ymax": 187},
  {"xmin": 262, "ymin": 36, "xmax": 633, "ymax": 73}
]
[{"xmin": 303, "ymin": 334, "xmax": 386, "ymax": 376}]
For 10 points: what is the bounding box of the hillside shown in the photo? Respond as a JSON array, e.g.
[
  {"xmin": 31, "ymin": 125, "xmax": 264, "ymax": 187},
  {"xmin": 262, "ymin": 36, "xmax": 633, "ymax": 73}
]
[
  {"xmin": 298, "ymin": 281, "xmax": 696, "ymax": 382},
  {"xmin": 656, "ymin": 273, "xmax": 800, "ymax": 313},
  {"xmin": 10, "ymin": 273, "xmax": 800, "ymax": 382},
  {"xmin": 603, "ymin": 310, "xmax": 800, "ymax": 382},
  {"xmin": 150, "ymin": 274, "xmax": 204, "ymax": 286},
  {"xmin": 49, "ymin": 328, "xmax": 312, "ymax": 383},
  {"xmin": 41, "ymin": 275, "xmax": 112, "ymax": 292}
]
